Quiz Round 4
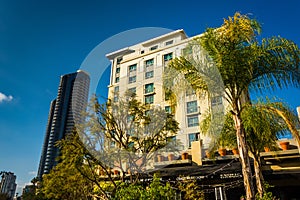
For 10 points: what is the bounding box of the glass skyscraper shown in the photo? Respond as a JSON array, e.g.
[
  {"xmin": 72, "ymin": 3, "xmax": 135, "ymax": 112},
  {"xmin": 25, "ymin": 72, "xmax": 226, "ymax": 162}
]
[
  {"xmin": 37, "ymin": 70, "xmax": 90, "ymax": 180},
  {"xmin": 0, "ymin": 172, "xmax": 16, "ymax": 199}
]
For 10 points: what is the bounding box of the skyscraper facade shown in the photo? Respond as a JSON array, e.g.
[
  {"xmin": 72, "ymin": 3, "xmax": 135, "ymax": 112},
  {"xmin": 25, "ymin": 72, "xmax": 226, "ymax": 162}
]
[
  {"xmin": 0, "ymin": 171, "xmax": 16, "ymax": 199},
  {"xmin": 37, "ymin": 70, "xmax": 90, "ymax": 179}
]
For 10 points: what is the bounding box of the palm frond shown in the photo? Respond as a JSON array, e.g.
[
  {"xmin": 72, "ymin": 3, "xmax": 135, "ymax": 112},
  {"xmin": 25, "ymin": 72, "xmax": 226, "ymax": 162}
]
[
  {"xmin": 167, "ymin": 57, "xmax": 209, "ymax": 92},
  {"xmin": 254, "ymin": 100, "xmax": 300, "ymax": 149},
  {"xmin": 250, "ymin": 37, "xmax": 300, "ymax": 92},
  {"xmin": 242, "ymin": 104, "xmax": 285, "ymax": 154}
]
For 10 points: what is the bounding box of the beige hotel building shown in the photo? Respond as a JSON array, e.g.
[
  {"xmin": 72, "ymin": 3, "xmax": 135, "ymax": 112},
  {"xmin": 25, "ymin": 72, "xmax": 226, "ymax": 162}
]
[{"xmin": 105, "ymin": 29, "xmax": 224, "ymax": 156}]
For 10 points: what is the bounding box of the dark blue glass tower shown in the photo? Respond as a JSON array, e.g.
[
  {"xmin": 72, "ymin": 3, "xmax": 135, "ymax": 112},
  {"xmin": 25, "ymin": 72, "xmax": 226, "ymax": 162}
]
[{"xmin": 37, "ymin": 70, "xmax": 90, "ymax": 179}]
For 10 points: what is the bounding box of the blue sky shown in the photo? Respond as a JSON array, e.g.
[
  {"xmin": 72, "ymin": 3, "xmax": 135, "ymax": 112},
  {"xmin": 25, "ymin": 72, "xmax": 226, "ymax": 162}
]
[{"xmin": 0, "ymin": 0, "xmax": 300, "ymax": 194}]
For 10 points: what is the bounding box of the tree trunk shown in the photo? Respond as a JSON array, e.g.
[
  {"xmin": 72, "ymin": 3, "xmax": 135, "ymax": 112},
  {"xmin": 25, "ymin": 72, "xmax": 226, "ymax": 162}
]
[
  {"xmin": 233, "ymin": 113, "xmax": 255, "ymax": 200},
  {"xmin": 253, "ymin": 155, "xmax": 265, "ymax": 198}
]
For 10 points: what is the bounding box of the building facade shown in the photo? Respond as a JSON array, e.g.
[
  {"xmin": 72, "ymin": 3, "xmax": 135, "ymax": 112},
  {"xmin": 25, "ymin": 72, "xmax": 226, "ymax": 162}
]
[
  {"xmin": 0, "ymin": 172, "xmax": 16, "ymax": 199},
  {"xmin": 37, "ymin": 70, "xmax": 90, "ymax": 179},
  {"xmin": 106, "ymin": 30, "xmax": 224, "ymax": 155},
  {"xmin": 37, "ymin": 99, "xmax": 56, "ymax": 180}
]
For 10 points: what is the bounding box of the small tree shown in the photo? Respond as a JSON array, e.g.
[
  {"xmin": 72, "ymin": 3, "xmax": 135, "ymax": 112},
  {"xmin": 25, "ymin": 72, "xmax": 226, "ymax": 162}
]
[
  {"xmin": 247, "ymin": 101, "xmax": 300, "ymax": 198},
  {"xmin": 40, "ymin": 133, "xmax": 94, "ymax": 200},
  {"xmin": 75, "ymin": 93, "xmax": 179, "ymax": 197},
  {"xmin": 201, "ymin": 101, "xmax": 298, "ymax": 198}
]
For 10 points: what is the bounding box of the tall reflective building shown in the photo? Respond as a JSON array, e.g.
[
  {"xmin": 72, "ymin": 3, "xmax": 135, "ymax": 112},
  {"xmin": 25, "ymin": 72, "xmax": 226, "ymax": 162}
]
[
  {"xmin": 0, "ymin": 172, "xmax": 16, "ymax": 199},
  {"xmin": 37, "ymin": 70, "xmax": 90, "ymax": 180}
]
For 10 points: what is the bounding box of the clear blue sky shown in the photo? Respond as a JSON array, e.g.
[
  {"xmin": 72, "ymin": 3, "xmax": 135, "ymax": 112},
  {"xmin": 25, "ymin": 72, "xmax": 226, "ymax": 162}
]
[{"xmin": 0, "ymin": 0, "xmax": 299, "ymax": 194}]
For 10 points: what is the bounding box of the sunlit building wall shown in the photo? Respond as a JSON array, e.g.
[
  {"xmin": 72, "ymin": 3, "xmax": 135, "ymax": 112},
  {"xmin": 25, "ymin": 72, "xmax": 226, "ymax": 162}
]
[{"xmin": 106, "ymin": 30, "xmax": 225, "ymax": 154}]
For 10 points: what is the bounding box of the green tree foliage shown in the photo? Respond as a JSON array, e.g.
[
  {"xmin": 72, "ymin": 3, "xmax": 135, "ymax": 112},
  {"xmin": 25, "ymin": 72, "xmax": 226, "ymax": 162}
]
[
  {"xmin": 22, "ymin": 177, "xmax": 44, "ymax": 200},
  {"xmin": 0, "ymin": 193, "xmax": 9, "ymax": 200},
  {"xmin": 78, "ymin": 92, "xmax": 179, "ymax": 187},
  {"xmin": 201, "ymin": 111, "xmax": 237, "ymax": 151},
  {"xmin": 145, "ymin": 174, "xmax": 175, "ymax": 200},
  {"xmin": 245, "ymin": 101, "xmax": 299, "ymax": 198},
  {"xmin": 113, "ymin": 174, "xmax": 175, "ymax": 200},
  {"xmin": 255, "ymin": 183, "xmax": 279, "ymax": 200},
  {"xmin": 164, "ymin": 12, "xmax": 300, "ymax": 199},
  {"xmin": 40, "ymin": 133, "xmax": 93, "ymax": 200},
  {"xmin": 22, "ymin": 185, "xmax": 43, "ymax": 200},
  {"xmin": 178, "ymin": 178, "xmax": 205, "ymax": 200},
  {"xmin": 113, "ymin": 183, "xmax": 145, "ymax": 200},
  {"xmin": 201, "ymin": 100, "xmax": 298, "ymax": 198},
  {"xmin": 40, "ymin": 93, "xmax": 179, "ymax": 199}
]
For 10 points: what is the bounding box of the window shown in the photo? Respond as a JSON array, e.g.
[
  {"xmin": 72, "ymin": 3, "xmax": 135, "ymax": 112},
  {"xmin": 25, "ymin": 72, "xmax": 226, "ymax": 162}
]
[
  {"xmin": 114, "ymin": 87, "xmax": 119, "ymax": 102},
  {"xmin": 110, "ymin": 141, "xmax": 116, "ymax": 148},
  {"xmin": 127, "ymin": 115, "xmax": 134, "ymax": 123},
  {"xmin": 150, "ymin": 45, "xmax": 158, "ymax": 51},
  {"xmin": 129, "ymin": 64, "xmax": 137, "ymax": 72},
  {"xmin": 145, "ymin": 83, "xmax": 154, "ymax": 94},
  {"xmin": 145, "ymin": 58, "xmax": 154, "ymax": 67},
  {"xmin": 141, "ymin": 50, "xmax": 144, "ymax": 54},
  {"xmin": 144, "ymin": 110, "xmax": 150, "ymax": 116},
  {"xmin": 186, "ymin": 88, "xmax": 196, "ymax": 96},
  {"xmin": 144, "ymin": 109, "xmax": 153, "ymax": 117},
  {"xmin": 128, "ymin": 76, "xmax": 136, "ymax": 83},
  {"xmin": 167, "ymin": 136, "xmax": 176, "ymax": 142},
  {"xmin": 128, "ymin": 142, "xmax": 134, "ymax": 149},
  {"xmin": 187, "ymin": 115, "xmax": 199, "ymax": 127},
  {"xmin": 165, "ymin": 106, "xmax": 171, "ymax": 113},
  {"xmin": 166, "ymin": 136, "xmax": 176, "ymax": 148},
  {"xmin": 116, "ymin": 67, "xmax": 120, "ymax": 74},
  {"xmin": 116, "ymin": 57, "xmax": 123, "ymax": 64},
  {"xmin": 165, "ymin": 40, "xmax": 173, "ymax": 46},
  {"xmin": 163, "ymin": 53, "xmax": 173, "ymax": 61},
  {"xmin": 113, "ymin": 96, "xmax": 118, "ymax": 102},
  {"xmin": 115, "ymin": 77, "xmax": 120, "ymax": 83},
  {"xmin": 182, "ymin": 46, "xmax": 192, "ymax": 56},
  {"xmin": 127, "ymin": 127, "xmax": 135, "ymax": 136},
  {"xmin": 145, "ymin": 71, "xmax": 154, "ymax": 79},
  {"xmin": 211, "ymin": 96, "xmax": 223, "ymax": 106},
  {"xmin": 128, "ymin": 87, "xmax": 136, "ymax": 94},
  {"xmin": 165, "ymin": 89, "xmax": 172, "ymax": 101},
  {"xmin": 187, "ymin": 101, "xmax": 198, "ymax": 114},
  {"xmin": 145, "ymin": 94, "xmax": 154, "ymax": 104},
  {"xmin": 188, "ymin": 133, "xmax": 200, "ymax": 148}
]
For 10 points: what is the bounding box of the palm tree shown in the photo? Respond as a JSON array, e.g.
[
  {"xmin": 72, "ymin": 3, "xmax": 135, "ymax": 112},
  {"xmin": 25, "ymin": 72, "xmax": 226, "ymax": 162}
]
[
  {"xmin": 242, "ymin": 102, "xmax": 290, "ymax": 198},
  {"xmin": 204, "ymin": 102, "xmax": 297, "ymax": 198},
  {"xmin": 257, "ymin": 101, "xmax": 300, "ymax": 149},
  {"xmin": 164, "ymin": 12, "xmax": 300, "ymax": 199}
]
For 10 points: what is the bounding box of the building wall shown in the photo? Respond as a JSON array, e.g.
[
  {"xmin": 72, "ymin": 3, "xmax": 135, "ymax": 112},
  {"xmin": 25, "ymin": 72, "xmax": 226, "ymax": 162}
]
[
  {"xmin": 37, "ymin": 70, "xmax": 90, "ymax": 179},
  {"xmin": 106, "ymin": 30, "xmax": 225, "ymax": 154},
  {"xmin": 0, "ymin": 172, "xmax": 16, "ymax": 199},
  {"xmin": 297, "ymin": 106, "xmax": 300, "ymax": 122},
  {"xmin": 37, "ymin": 99, "xmax": 56, "ymax": 180}
]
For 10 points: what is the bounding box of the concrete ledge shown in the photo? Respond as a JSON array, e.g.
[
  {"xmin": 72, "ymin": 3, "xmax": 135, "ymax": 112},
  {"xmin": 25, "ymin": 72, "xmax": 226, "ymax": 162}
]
[{"xmin": 153, "ymin": 159, "xmax": 192, "ymax": 167}]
